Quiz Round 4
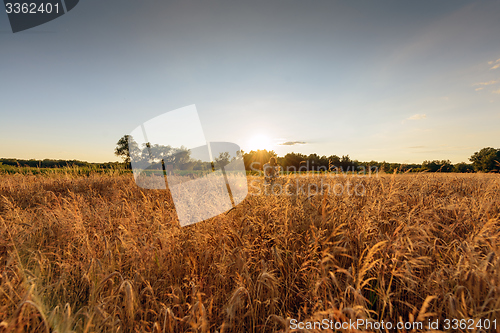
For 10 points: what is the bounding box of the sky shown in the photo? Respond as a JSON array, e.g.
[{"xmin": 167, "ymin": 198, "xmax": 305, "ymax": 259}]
[{"xmin": 1, "ymin": 0, "xmax": 499, "ymax": 164}]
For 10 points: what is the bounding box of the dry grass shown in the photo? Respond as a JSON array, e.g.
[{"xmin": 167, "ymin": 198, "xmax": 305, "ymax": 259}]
[{"xmin": 0, "ymin": 171, "xmax": 499, "ymax": 332}]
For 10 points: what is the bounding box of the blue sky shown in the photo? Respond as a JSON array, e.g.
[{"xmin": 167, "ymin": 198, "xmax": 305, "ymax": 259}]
[{"xmin": 1, "ymin": 0, "xmax": 499, "ymax": 163}]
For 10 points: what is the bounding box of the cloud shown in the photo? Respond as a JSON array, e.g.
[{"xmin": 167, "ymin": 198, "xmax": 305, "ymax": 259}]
[
  {"xmin": 489, "ymin": 58, "xmax": 500, "ymax": 69},
  {"xmin": 409, "ymin": 146, "xmax": 426, "ymax": 149},
  {"xmin": 408, "ymin": 114, "xmax": 427, "ymax": 120},
  {"xmin": 493, "ymin": 89, "xmax": 500, "ymax": 94},
  {"xmin": 473, "ymin": 80, "xmax": 498, "ymax": 86},
  {"xmin": 475, "ymin": 87, "xmax": 484, "ymax": 91},
  {"xmin": 278, "ymin": 141, "xmax": 307, "ymax": 146}
]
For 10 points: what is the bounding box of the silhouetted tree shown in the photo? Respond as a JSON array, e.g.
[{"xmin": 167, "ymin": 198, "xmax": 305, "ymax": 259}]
[
  {"xmin": 282, "ymin": 152, "xmax": 307, "ymax": 170},
  {"xmin": 115, "ymin": 135, "xmax": 139, "ymax": 167},
  {"xmin": 243, "ymin": 149, "xmax": 277, "ymax": 171}
]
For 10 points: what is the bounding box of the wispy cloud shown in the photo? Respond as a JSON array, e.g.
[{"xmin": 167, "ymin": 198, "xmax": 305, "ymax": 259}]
[
  {"xmin": 473, "ymin": 80, "xmax": 498, "ymax": 86},
  {"xmin": 493, "ymin": 89, "xmax": 500, "ymax": 94},
  {"xmin": 489, "ymin": 58, "xmax": 500, "ymax": 69},
  {"xmin": 408, "ymin": 114, "xmax": 427, "ymax": 120},
  {"xmin": 409, "ymin": 145, "xmax": 426, "ymax": 149},
  {"xmin": 475, "ymin": 87, "xmax": 484, "ymax": 91},
  {"xmin": 279, "ymin": 141, "xmax": 307, "ymax": 146}
]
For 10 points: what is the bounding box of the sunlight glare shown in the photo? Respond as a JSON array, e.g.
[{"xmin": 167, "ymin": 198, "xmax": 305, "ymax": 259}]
[{"xmin": 247, "ymin": 134, "xmax": 272, "ymax": 151}]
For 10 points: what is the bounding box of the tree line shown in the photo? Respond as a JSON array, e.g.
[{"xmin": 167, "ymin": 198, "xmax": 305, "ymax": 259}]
[
  {"xmin": 0, "ymin": 158, "xmax": 122, "ymax": 169},
  {"xmin": 114, "ymin": 135, "xmax": 238, "ymax": 172},
  {"xmin": 2, "ymin": 138, "xmax": 497, "ymax": 174},
  {"xmin": 240, "ymin": 148, "xmax": 499, "ymax": 173},
  {"xmin": 114, "ymin": 135, "xmax": 499, "ymax": 173},
  {"xmin": 239, "ymin": 147, "xmax": 499, "ymax": 173}
]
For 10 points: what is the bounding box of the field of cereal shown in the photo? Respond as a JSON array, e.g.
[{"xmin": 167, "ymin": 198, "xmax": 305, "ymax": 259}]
[{"xmin": 0, "ymin": 171, "xmax": 499, "ymax": 332}]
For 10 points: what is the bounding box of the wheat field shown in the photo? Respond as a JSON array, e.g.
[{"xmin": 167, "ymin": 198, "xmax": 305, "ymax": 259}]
[{"xmin": 0, "ymin": 171, "xmax": 499, "ymax": 332}]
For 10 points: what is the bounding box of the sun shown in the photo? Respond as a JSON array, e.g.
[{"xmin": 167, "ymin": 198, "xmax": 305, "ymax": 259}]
[{"xmin": 247, "ymin": 134, "xmax": 273, "ymax": 151}]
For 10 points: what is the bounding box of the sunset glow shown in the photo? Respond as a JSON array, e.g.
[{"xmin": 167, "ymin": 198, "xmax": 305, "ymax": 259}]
[{"xmin": 247, "ymin": 134, "xmax": 273, "ymax": 151}]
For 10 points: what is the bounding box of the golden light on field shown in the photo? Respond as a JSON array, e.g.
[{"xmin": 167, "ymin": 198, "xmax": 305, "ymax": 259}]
[
  {"xmin": 0, "ymin": 171, "xmax": 499, "ymax": 331},
  {"xmin": 247, "ymin": 134, "xmax": 273, "ymax": 151}
]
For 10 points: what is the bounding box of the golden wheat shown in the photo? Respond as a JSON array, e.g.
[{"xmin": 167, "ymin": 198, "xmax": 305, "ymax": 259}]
[{"xmin": 0, "ymin": 171, "xmax": 499, "ymax": 332}]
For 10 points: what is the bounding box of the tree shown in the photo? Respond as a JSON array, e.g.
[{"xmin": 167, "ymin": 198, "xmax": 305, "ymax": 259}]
[
  {"xmin": 243, "ymin": 149, "xmax": 277, "ymax": 171},
  {"xmin": 282, "ymin": 152, "xmax": 307, "ymax": 170},
  {"xmin": 339, "ymin": 155, "xmax": 358, "ymax": 171},
  {"xmin": 469, "ymin": 147, "xmax": 500, "ymax": 172},
  {"xmin": 214, "ymin": 151, "xmax": 231, "ymax": 168},
  {"xmin": 115, "ymin": 135, "xmax": 139, "ymax": 166},
  {"xmin": 422, "ymin": 160, "xmax": 452, "ymax": 172},
  {"xmin": 452, "ymin": 162, "xmax": 474, "ymax": 173}
]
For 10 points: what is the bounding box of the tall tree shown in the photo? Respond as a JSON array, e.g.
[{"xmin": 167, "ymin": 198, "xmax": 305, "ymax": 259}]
[
  {"xmin": 469, "ymin": 147, "xmax": 500, "ymax": 172},
  {"xmin": 115, "ymin": 135, "xmax": 139, "ymax": 166}
]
